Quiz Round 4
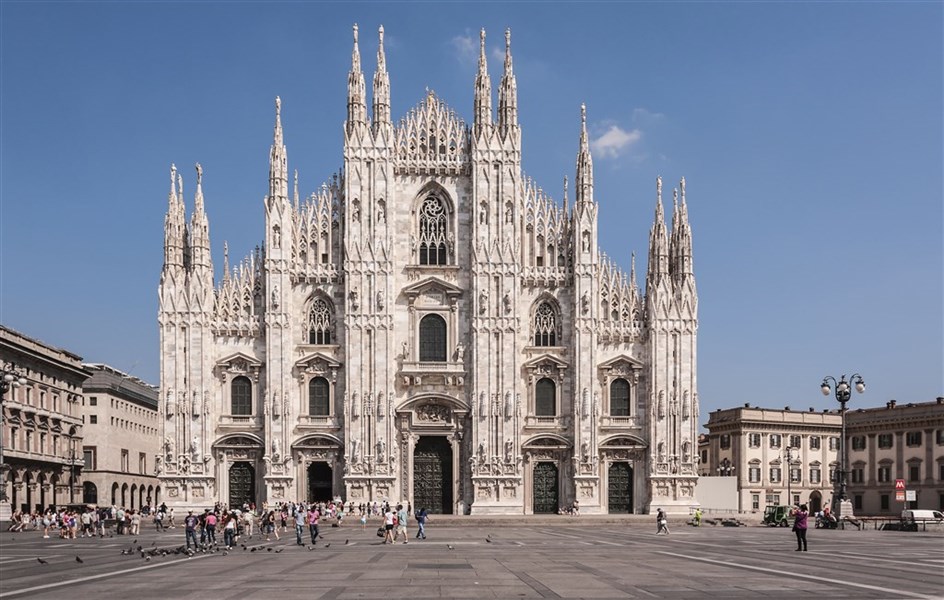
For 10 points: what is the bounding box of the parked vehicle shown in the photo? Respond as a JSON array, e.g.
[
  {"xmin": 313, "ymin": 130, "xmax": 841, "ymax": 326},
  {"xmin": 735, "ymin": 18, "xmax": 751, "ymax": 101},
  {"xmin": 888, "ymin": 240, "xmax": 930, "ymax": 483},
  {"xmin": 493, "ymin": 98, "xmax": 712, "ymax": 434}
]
[
  {"xmin": 762, "ymin": 505, "xmax": 791, "ymax": 527},
  {"xmin": 901, "ymin": 509, "xmax": 944, "ymax": 522}
]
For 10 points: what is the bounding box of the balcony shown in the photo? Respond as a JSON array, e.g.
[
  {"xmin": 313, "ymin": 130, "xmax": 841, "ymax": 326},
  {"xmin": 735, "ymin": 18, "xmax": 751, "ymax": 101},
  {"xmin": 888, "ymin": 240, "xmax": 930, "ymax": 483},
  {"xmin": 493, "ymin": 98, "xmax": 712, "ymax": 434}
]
[
  {"xmin": 400, "ymin": 360, "xmax": 466, "ymax": 387},
  {"xmin": 219, "ymin": 415, "xmax": 263, "ymax": 429}
]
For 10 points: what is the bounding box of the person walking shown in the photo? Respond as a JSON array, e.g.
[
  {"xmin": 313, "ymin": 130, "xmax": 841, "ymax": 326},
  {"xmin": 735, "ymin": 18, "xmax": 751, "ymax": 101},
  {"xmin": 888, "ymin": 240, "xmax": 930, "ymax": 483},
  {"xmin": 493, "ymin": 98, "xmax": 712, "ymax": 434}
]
[
  {"xmin": 415, "ymin": 507, "xmax": 428, "ymax": 540},
  {"xmin": 294, "ymin": 505, "xmax": 307, "ymax": 546},
  {"xmin": 223, "ymin": 513, "xmax": 238, "ymax": 549},
  {"xmin": 184, "ymin": 510, "xmax": 199, "ymax": 551},
  {"xmin": 791, "ymin": 504, "xmax": 809, "ymax": 551},
  {"xmin": 382, "ymin": 506, "xmax": 395, "ymax": 544},
  {"xmin": 656, "ymin": 508, "xmax": 670, "ymax": 535},
  {"xmin": 693, "ymin": 508, "xmax": 702, "ymax": 527},
  {"xmin": 308, "ymin": 505, "xmax": 320, "ymax": 546},
  {"xmin": 395, "ymin": 504, "xmax": 409, "ymax": 544}
]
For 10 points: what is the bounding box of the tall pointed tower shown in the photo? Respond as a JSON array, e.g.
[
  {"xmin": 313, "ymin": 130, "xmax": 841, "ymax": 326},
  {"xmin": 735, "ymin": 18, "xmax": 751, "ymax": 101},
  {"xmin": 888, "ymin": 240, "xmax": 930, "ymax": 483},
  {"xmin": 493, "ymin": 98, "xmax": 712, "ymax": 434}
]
[{"xmin": 645, "ymin": 177, "xmax": 698, "ymax": 513}]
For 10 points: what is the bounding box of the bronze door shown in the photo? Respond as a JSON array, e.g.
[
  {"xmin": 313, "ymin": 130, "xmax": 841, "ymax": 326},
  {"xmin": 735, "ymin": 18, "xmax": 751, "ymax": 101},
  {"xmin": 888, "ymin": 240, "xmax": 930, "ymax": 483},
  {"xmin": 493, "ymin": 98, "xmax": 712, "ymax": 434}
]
[
  {"xmin": 608, "ymin": 462, "xmax": 633, "ymax": 513},
  {"xmin": 229, "ymin": 462, "xmax": 255, "ymax": 508},
  {"xmin": 413, "ymin": 436, "xmax": 453, "ymax": 514},
  {"xmin": 533, "ymin": 462, "xmax": 559, "ymax": 514},
  {"xmin": 307, "ymin": 462, "xmax": 333, "ymax": 502}
]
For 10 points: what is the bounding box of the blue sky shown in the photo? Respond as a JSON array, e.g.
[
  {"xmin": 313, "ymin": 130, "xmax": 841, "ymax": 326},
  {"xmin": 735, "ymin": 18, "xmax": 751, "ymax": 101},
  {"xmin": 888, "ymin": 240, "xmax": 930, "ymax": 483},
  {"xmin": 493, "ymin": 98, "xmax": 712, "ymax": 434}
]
[{"xmin": 1, "ymin": 2, "xmax": 941, "ymax": 421}]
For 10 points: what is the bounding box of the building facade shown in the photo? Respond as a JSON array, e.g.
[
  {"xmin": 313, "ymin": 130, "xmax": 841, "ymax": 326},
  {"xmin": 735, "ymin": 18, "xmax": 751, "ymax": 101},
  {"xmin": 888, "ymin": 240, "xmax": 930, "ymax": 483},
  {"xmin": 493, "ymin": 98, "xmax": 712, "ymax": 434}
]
[
  {"xmin": 845, "ymin": 398, "xmax": 944, "ymax": 514},
  {"xmin": 0, "ymin": 325, "xmax": 88, "ymax": 518},
  {"xmin": 157, "ymin": 26, "xmax": 699, "ymax": 514},
  {"xmin": 81, "ymin": 364, "xmax": 161, "ymax": 510},
  {"xmin": 703, "ymin": 405, "xmax": 841, "ymax": 514}
]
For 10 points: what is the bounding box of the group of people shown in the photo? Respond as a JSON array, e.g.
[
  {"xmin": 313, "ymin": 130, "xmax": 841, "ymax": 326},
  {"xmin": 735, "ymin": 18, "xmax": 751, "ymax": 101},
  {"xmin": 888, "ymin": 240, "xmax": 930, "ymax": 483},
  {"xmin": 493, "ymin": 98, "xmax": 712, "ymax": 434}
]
[{"xmin": 7, "ymin": 505, "xmax": 150, "ymax": 538}]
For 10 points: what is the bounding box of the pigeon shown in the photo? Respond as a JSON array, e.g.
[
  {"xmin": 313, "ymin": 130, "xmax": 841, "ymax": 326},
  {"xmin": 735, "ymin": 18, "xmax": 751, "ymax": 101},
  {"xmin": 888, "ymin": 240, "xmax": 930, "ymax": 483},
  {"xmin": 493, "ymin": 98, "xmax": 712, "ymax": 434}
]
[
  {"xmin": 345, "ymin": 539, "xmax": 349, "ymax": 545},
  {"xmin": 132, "ymin": 539, "xmax": 137, "ymax": 545},
  {"xmin": 308, "ymin": 546, "xmax": 314, "ymax": 551},
  {"xmin": 486, "ymin": 538, "xmax": 492, "ymax": 543},
  {"xmin": 222, "ymin": 550, "xmax": 229, "ymax": 556},
  {"xmin": 324, "ymin": 543, "xmax": 331, "ymax": 548},
  {"xmin": 145, "ymin": 556, "xmax": 151, "ymax": 562},
  {"xmin": 151, "ymin": 541, "xmax": 157, "ymax": 547},
  {"xmin": 447, "ymin": 544, "xmax": 454, "ymax": 550},
  {"xmin": 266, "ymin": 548, "xmax": 273, "ymax": 552},
  {"xmin": 319, "ymin": 535, "xmax": 324, "ymax": 539},
  {"xmin": 120, "ymin": 550, "xmax": 129, "ymax": 556},
  {"xmin": 75, "ymin": 556, "xmax": 84, "ymax": 563},
  {"xmin": 275, "ymin": 548, "xmax": 284, "ymax": 553},
  {"xmin": 250, "ymin": 547, "xmax": 258, "ymax": 552},
  {"xmin": 243, "ymin": 546, "xmax": 248, "ymax": 551},
  {"xmin": 37, "ymin": 558, "xmax": 48, "ymax": 565}
]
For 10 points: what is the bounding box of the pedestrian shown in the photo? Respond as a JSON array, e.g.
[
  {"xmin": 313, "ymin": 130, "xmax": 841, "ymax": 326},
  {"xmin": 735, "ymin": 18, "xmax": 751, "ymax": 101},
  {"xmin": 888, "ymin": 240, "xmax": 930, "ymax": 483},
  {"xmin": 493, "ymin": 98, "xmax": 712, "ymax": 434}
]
[
  {"xmin": 791, "ymin": 504, "xmax": 809, "ymax": 551},
  {"xmin": 395, "ymin": 504, "xmax": 409, "ymax": 544},
  {"xmin": 308, "ymin": 505, "xmax": 320, "ymax": 545},
  {"xmin": 383, "ymin": 506, "xmax": 395, "ymax": 544},
  {"xmin": 693, "ymin": 508, "xmax": 702, "ymax": 527},
  {"xmin": 155, "ymin": 509, "xmax": 165, "ymax": 532},
  {"xmin": 184, "ymin": 510, "xmax": 199, "ymax": 551},
  {"xmin": 223, "ymin": 513, "xmax": 238, "ymax": 549},
  {"xmin": 415, "ymin": 507, "xmax": 428, "ymax": 540},
  {"xmin": 130, "ymin": 510, "xmax": 141, "ymax": 535},
  {"xmin": 206, "ymin": 510, "xmax": 218, "ymax": 546},
  {"xmin": 656, "ymin": 508, "xmax": 669, "ymax": 535},
  {"xmin": 294, "ymin": 505, "xmax": 307, "ymax": 546}
]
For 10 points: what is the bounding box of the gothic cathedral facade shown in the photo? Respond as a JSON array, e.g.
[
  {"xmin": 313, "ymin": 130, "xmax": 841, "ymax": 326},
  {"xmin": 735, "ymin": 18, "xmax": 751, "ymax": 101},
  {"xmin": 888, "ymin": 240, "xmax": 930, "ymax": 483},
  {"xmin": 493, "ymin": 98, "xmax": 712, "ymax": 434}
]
[{"xmin": 157, "ymin": 26, "xmax": 699, "ymax": 515}]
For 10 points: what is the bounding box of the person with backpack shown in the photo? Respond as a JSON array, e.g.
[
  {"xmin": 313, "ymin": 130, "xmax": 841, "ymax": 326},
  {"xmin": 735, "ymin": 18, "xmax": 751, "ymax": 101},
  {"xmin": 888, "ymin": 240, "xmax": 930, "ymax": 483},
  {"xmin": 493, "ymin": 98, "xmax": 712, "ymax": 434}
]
[{"xmin": 415, "ymin": 507, "xmax": 429, "ymax": 540}]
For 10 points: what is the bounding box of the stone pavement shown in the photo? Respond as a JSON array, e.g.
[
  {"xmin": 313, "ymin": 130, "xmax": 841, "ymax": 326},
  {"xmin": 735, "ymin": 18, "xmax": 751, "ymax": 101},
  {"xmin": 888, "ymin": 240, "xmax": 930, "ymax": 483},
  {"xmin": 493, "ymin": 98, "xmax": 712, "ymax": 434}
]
[{"xmin": 0, "ymin": 519, "xmax": 941, "ymax": 599}]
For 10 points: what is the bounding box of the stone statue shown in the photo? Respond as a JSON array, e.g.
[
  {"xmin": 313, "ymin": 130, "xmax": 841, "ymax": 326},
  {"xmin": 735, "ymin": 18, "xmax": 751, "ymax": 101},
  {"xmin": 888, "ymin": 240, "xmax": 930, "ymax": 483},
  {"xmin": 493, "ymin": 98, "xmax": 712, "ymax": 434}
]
[
  {"xmin": 271, "ymin": 285, "xmax": 280, "ymax": 310},
  {"xmin": 657, "ymin": 441, "xmax": 665, "ymax": 462},
  {"xmin": 271, "ymin": 438, "xmax": 281, "ymax": 461},
  {"xmin": 401, "ymin": 341, "xmax": 408, "ymax": 359},
  {"xmin": 477, "ymin": 442, "xmax": 486, "ymax": 462},
  {"xmin": 581, "ymin": 291, "xmax": 590, "ymax": 315},
  {"xmin": 581, "ymin": 442, "xmax": 590, "ymax": 463},
  {"xmin": 377, "ymin": 438, "xmax": 386, "ymax": 463},
  {"xmin": 376, "ymin": 291, "xmax": 385, "ymax": 311},
  {"xmin": 351, "ymin": 439, "xmax": 360, "ymax": 463},
  {"xmin": 503, "ymin": 292, "xmax": 511, "ymax": 313},
  {"xmin": 479, "ymin": 288, "xmax": 488, "ymax": 314},
  {"xmin": 455, "ymin": 344, "xmax": 465, "ymax": 362},
  {"xmin": 154, "ymin": 454, "xmax": 163, "ymax": 475},
  {"xmin": 504, "ymin": 439, "xmax": 513, "ymax": 463},
  {"xmin": 272, "ymin": 225, "xmax": 281, "ymax": 249},
  {"xmin": 164, "ymin": 437, "xmax": 175, "ymax": 462},
  {"xmin": 190, "ymin": 437, "xmax": 199, "ymax": 461}
]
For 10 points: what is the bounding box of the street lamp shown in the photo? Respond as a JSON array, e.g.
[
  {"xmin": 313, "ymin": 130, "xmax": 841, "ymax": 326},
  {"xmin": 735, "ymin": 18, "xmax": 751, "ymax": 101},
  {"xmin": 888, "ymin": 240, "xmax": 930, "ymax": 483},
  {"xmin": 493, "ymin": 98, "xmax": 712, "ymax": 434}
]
[
  {"xmin": 1, "ymin": 363, "xmax": 28, "ymax": 505},
  {"xmin": 784, "ymin": 446, "xmax": 796, "ymax": 506},
  {"xmin": 68, "ymin": 426, "xmax": 78, "ymax": 504},
  {"xmin": 717, "ymin": 458, "xmax": 735, "ymax": 476},
  {"xmin": 821, "ymin": 373, "xmax": 865, "ymax": 511}
]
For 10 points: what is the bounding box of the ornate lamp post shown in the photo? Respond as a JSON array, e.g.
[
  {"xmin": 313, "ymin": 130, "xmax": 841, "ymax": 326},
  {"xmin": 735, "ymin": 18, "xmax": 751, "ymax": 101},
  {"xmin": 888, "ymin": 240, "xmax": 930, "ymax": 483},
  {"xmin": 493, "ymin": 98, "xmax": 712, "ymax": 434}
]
[
  {"xmin": 821, "ymin": 373, "xmax": 865, "ymax": 513},
  {"xmin": 717, "ymin": 458, "xmax": 735, "ymax": 476},
  {"xmin": 1, "ymin": 363, "xmax": 28, "ymax": 507},
  {"xmin": 68, "ymin": 426, "xmax": 78, "ymax": 504},
  {"xmin": 784, "ymin": 445, "xmax": 796, "ymax": 505}
]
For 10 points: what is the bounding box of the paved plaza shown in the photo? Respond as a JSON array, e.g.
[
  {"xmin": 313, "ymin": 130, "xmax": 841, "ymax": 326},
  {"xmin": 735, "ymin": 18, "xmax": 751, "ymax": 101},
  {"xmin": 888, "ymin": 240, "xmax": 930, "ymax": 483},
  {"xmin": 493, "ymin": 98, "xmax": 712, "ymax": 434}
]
[{"xmin": 0, "ymin": 520, "xmax": 942, "ymax": 599}]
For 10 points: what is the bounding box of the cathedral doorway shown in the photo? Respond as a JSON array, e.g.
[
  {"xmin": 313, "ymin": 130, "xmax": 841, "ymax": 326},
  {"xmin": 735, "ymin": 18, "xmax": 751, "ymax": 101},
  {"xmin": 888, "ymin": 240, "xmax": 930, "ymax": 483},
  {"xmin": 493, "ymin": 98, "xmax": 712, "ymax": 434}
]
[
  {"xmin": 228, "ymin": 462, "xmax": 255, "ymax": 508},
  {"xmin": 307, "ymin": 462, "xmax": 333, "ymax": 502},
  {"xmin": 809, "ymin": 491, "xmax": 822, "ymax": 514},
  {"xmin": 413, "ymin": 436, "xmax": 453, "ymax": 514},
  {"xmin": 607, "ymin": 462, "xmax": 634, "ymax": 513},
  {"xmin": 532, "ymin": 462, "xmax": 559, "ymax": 514}
]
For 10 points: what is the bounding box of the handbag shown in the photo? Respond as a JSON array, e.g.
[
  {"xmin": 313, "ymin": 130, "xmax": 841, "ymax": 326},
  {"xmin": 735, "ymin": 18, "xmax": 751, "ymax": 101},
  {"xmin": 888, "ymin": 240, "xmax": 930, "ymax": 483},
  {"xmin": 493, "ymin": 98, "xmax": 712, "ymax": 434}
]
[{"xmin": 376, "ymin": 526, "xmax": 385, "ymax": 538}]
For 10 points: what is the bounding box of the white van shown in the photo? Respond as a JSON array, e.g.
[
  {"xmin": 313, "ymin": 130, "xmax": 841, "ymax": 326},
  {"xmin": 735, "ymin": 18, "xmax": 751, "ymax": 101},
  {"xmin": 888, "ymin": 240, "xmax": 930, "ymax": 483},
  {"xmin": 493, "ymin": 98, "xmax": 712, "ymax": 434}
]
[{"xmin": 901, "ymin": 509, "xmax": 944, "ymax": 521}]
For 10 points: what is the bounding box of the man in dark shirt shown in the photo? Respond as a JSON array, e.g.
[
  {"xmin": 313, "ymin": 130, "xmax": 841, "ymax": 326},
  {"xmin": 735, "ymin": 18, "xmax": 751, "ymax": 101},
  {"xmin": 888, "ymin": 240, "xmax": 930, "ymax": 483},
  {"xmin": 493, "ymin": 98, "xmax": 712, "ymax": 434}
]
[{"xmin": 184, "ymin": 510, "xmax": 199, "ymax": 550}]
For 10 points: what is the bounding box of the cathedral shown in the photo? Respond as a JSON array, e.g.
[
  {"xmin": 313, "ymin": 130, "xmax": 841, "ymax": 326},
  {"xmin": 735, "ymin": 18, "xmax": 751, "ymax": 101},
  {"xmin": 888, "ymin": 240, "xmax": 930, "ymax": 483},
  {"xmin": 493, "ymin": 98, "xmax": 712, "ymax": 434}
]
[{"xmin": 157, "ymin": 25, "xmax": 699, "ymax": 515}]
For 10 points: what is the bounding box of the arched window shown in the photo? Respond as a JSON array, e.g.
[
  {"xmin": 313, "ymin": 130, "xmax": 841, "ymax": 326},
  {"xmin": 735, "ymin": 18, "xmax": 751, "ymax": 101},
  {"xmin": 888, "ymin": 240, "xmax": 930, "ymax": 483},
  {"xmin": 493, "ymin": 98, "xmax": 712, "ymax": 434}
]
[
  {"xmin": 536, "ymin": 378, "xmax": 556, "ymax": 416},
  {"xmin": 83, "ymin": 482, "xmax": 98, "ymax": 505},
  {"xmin": 307, "ymin": 298, "xmax": 332, "ymax": 344},
  {"xmin": 419, "ymin": 314, "xmax": 447, "ymax": 362},
  {"xmin": 308, "ymin": 377, "xmax": 330, "ymax": 416},
  {"xmin": 418, "ymin": 196, "xmax": 448, "ymax": 265},
  {"xmin": 533, "ymin": 302, "xmax": 558, "ymax": 346},
  {"xmin": 610, "ymin": 378, "xmax": 630, "ymax": 416},
  {"xmin": 231, "ymin": 376, "xmax": 252, "ymax": 415}
]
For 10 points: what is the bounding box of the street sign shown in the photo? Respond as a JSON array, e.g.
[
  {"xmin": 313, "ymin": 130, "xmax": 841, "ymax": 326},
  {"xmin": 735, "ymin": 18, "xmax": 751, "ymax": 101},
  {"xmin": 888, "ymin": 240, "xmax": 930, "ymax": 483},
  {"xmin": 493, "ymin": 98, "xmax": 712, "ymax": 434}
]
[
  {"xmin": 906, "ymin": 490, "xmax": 916, "ymax": 502},
  {"xmin": 896, "ymin": 491, "xmax": 905, "ymax": 501},
  {"xmin": 895, "ymin": 479, "xmax": 905, "ymax": 490}
]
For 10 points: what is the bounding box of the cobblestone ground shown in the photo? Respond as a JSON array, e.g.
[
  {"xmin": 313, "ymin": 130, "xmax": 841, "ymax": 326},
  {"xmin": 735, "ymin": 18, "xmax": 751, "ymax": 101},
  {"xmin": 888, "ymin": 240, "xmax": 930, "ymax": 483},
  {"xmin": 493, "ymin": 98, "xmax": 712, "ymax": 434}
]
[{"xmin": 1, "ymin": 521, "xmax": 942, "ymax": 599}]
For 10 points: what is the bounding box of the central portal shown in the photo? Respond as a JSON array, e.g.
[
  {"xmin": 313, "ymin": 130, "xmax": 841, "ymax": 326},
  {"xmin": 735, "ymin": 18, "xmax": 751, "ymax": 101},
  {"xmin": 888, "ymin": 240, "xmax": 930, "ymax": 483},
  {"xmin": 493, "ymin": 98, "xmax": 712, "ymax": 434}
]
[
  {"xmin": 307, "ymin": 462, "xmax": 333, "ymax": 502},
  {"xmin": 228, "ymin": 462, "xmax": 255, "ymax": 508},
  {"xmin": 413, "ymin": 436, "xmax": 453, "ymax": 514},
  {"xmin": 533, "ymin": 462, "xmax": 559, "ymax": 514}
]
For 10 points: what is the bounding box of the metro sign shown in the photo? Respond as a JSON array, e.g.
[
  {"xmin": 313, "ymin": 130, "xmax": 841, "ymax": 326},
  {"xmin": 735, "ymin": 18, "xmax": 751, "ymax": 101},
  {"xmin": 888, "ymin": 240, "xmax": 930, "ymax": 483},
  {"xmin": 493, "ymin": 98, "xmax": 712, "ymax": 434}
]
[{"xmin": 895, "ymin": 479, "xmax": 906, "ymax": 491}]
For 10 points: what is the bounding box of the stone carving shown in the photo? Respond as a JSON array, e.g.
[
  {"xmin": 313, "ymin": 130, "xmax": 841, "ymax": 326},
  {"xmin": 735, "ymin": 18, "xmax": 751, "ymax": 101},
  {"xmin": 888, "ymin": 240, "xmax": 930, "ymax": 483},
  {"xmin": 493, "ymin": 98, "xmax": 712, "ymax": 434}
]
[
  {"xmin": 416, "ymin": 403, "xmax": 450, "ymax": 422},
  {"xmin": 271, "ymin": 285, "xmax": 280, "ymax": 310},
  {"xmin": 658, "ymin": 391, "xmax": 666, "ymax": 420},
  {"xmin": 455, "ymin": 343, "xmax": 465, "ymax": 362},
  {"xmin": 682, "ymin": 391, "xmax": 690, "ymax": 420},
  {"xmin": 376, "ymin": 291, "xmax": 385, "ymax": 310},
  {"xmin": 479, "ymin": 288, "xmax": 488, "ymax": 314},
  {"xmin": 581, "ymin": 291, "xmax": 589, "ymax": 315},
  {"xmin": 477, "ymin": 442, "xmax": 486, "ymax": 462},
  {"xmin": 503, "ymin": 292, "xmax": 511, "ymax": 313},
  {"xmin": 376, "ymin": 438, "xmax": 386, "ymax": 463},
  {"xmin": 503, "ymin": 392, "xmax": 512, "ymax": 418},
  {"xmin": 352, "ymin": 392, "xmax": 360, "ymax": 417},
  {"xmin": 657, "ymin": 441, "xmax": 665, "ymax": 462},
  {"xmin": 350, "ymin": 288, "xmax": 359, "ymax": 311},
  {"xmin": 682, "ymin": 440, "xmax": 691, "ymax": 463},
  {"xmin": 351, "ymin": 439, "xmax": 360, "ymax": 463},
  {"xmin": 154, "ymin": 454, "xmax": 163, "ymax": 475},
  {"xmin": 581, "ymin": 442, "xmax": 590, "ymax": 463},
  {"xmin": 164, "ymin": 437, "xmax": 175, "ymax": 462},
  {"xmin": 401, "ymin": 341, "xmax": 408, "ymax": 359},
  {"xmin": 581, "ymin": 390, "xmax": 589, "ymax": 419},
  {"xmin": 272, "ymin": 224, "xmax": 281, "ymax": 249},
  {"xmin": 271, "ymin": 438, "xmax": 281, "ymax": 461},
  {"xmin": 504, "ymin": 439, "xmax": 513, "ymax": 463},
  {"xmin": 479, "ymin": 392, "xmax": 486, "ymax": 419}
]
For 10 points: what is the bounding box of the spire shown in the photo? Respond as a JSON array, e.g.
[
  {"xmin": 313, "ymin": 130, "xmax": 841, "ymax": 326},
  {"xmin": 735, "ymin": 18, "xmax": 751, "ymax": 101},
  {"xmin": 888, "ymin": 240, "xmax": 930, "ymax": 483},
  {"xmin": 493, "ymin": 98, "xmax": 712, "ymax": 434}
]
[
  {"xmin": 562, "ymin": 175, "xmax": 569, "ymax": 216},
  {"xmin": 372, "ymin": 25, "xmax": 391, "ymax": 129},
  {"xmin": 575, "ymin": 104, "xmax": 593, "ymax": 205},
  {"xmin": 497, "ymin": 27, "xmax": 518, "ymax": 134},
  {"xmin": 163, "ymin": 163, "xmax": 186, "ymax": 271},
  {"xmin": 269, "ymin": 96, "xmax": 288, "ymax": 200},
  {"xmin": 189, "ymin": 163, "xmax": 212, "ymax": 272},
  {"xmin": 293, "ymin": 169, "xmax": 299, "ymax": 209},
  {"xmin": 630, "ymin": 251, "xmax": 638, "ymax": 293},
  {"xmin": 222, "ymin": 241, "xmax": 230, "ymax": 281},
  {"xmin": 473, "ymin": 28, "xmax": 492, "ymax": 131},
  {"xmin": 346, "ymin": 23, "xmax": 367, "ymax": 132},
  {"xmin": 676, "ymin": 177, "xmax": 694, "ymax": 277},
  {"xmin": 647, "ymin": 175, "xmax": 669, "ymax": 283}
]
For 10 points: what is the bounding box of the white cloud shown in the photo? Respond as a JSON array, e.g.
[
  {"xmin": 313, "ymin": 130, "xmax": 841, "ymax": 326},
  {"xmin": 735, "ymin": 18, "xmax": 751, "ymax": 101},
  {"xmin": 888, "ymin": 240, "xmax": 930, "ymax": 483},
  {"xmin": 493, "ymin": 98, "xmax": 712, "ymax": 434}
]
[
  {"xmin": 451, "ymin": 32, "xmax": 476, "ymax": 64},
  {"xmin": 590, "ymin": 125, "xmax": 642, "ymax": 159}
]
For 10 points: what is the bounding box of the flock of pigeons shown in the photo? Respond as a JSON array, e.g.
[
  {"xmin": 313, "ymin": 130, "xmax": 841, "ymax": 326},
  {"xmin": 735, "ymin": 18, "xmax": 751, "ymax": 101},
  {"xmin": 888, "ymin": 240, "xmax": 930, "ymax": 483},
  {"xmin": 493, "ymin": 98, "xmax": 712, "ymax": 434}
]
[{"xmin": 33, "ymin": 533, "xmax": 494, "ymax": 566}]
